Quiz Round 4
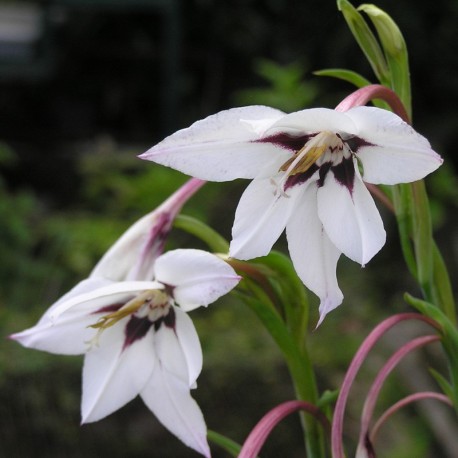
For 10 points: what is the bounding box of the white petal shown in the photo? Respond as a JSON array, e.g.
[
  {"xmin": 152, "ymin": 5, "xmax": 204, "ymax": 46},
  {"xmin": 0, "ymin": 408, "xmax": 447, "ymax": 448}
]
[
  {"xmin": 11, "ymin": 279, "xmax": 161, "ymax": 355},
  {"xmin": 229, "ymin": 175, "xmax": 302, "ymax": 260},
  {"xmin": 90, "ymin": 179, "xmax": 204, "ymax": 282},
  {"xmin": 317, "ymin": 164, "xmax": 386, "ymax": 265},
  {"xmin": 10, "ymin": 308, "xmax": 101, "ymax": 355},
  {"xmin": 265, "ymin": 107, "xmax": 356, "ymax": 136},
  {"xmin": 345, "ymin": 106, "xmax": 443, "ymax": 184},
  {"xmin": 90, "ymin": 211, "xmax": 163, "ymax": 281},
  {"xmin": 141, "ymin": 368, "xmax": 210, "ymax": 458},
  {"xmin": 49, "ymin": 280, "xmax": 162, "ymax": 319},
  {"xmin": 154, "ymin": 249, "xmax": 240, "ymax": 311},
  {"xmin": 140, "ymin": 106, "xmax": 286, "ymax": 181},
  {"xmin": 81, "ymin": 319, "xmax": 156, "ymax": 423},
  {"xmin": 286, "ymin": 184, "xmax": 344, "ymax": 323},
  {"xmin": 155, "ymin": 307, "xmax": 202, "ymax": 386}
]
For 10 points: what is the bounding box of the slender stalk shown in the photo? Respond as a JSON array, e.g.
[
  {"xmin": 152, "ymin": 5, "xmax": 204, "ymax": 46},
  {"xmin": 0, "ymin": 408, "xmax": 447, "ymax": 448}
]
[
  {"xmin": 370, "ymin": 392, "xmax": 453, "ymax": 443},
  {"xmin": 357, "ymin": 335, "xmax": 440, "ymax": 453},
  {"xmin": 331, "ymin": 313, "xmax": 440, "ymax": 458},
  {"xmin": 236, "ymin": 278, "xmax": 325, "ymax": 457},
  {"xmin": 238, "ymin": 401, "xmax": 330, "ymax": 458}
]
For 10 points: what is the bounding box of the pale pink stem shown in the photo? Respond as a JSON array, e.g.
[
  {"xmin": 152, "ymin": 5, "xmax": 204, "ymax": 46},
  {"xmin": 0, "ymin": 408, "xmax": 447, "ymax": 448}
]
[
  {"xmin": 358, "ymin": 335, "xmax": 440, "ymax": 451},
  {"xmin": 335, "ymin": 84, "xmax": 410, "ymax": 123},
  {"xmin": 331, "ymin": 313, "xmax": 440, "ymax": 458},
  {"xmin": 365, "ymin": 183, "xmax": 395, "ymax": 214},
  {"xmin": 238, "ymin": 400, "xmax": 330, "ymax": 458},
  {"xmin": 370, "ymin": 392, "xmax": 453, "ymax": 443}
]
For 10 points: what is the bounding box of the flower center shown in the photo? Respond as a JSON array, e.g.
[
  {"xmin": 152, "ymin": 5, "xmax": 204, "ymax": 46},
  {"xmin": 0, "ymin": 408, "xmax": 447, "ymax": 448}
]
[
  {"xmin": 88, "ymin": 289, "xmax": 171, "ymax": 344},
  {"xmin": 279, "ymin": 131, "xmax": 343, "ymax": 177}
]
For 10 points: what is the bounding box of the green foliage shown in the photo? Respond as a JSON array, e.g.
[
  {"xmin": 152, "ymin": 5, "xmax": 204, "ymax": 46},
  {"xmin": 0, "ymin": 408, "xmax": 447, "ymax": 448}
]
[{"xmin": 233, "ymin": 59, "xmax": 319, "ymax": 112}]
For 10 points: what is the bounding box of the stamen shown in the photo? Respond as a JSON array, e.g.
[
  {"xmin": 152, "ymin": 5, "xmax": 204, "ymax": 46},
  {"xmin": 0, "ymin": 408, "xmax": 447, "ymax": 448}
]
[
  {"xmin": 87, "ymin": 289, "xmax": 169, "ymax": 346},
  {"xmin": 276, "ymin": 131, "xmax": 338, "ymax": 191}
]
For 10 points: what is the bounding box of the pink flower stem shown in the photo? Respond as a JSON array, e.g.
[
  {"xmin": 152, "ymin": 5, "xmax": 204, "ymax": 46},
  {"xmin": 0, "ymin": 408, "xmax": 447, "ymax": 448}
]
[
  {"xmin": 358, "ymin": 334, "xmax": 440, "ymax": 452},
  {"xmin": 334, "ymin": 84, "xmax": 410, "ymax": 123},
  {"xmin": 238, "ymin": 400, "xmax": 330, "ymax": 458},
  {"xmin": 365, "ymin": 183, "xmax": 395, "ymax": 214},
  {"xmin": 370, "ymin": 392, "xmax": 453, "ymax": 444},
  {"xmin": 331, "ymin": 313, "xmax": 440, "ymax": 458}
]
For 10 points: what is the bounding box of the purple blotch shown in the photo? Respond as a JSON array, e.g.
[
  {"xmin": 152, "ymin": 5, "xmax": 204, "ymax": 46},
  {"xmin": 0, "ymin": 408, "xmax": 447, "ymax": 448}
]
[
  {"xmin": 154, "ymin": 307, "xmax": 176, "ymax": 332},
  {"xmin": 284, "ymin": 163, "xmax": 319, "ymax": 190},
  {"xmin": 123, "ymin": 316, "xmax": 153, "ymax": 350},
  {"xmin": 332, "ymin": 157, "xmax": 355, "ymax": 194},
  {"xmin": 256, "ymin": 132, "xmax": 316, "ymax": 152},
  {"xmin": 344, "ymin": 135, "xmax": 373, "ymax": 153},
  {"xmin": 317, "ymin": 162, "xmax": 333, "ymax": 187}
]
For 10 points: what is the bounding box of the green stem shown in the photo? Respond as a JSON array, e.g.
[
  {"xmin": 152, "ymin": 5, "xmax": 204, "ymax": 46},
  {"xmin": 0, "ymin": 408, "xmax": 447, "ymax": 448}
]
[
  {"xmin": 173, "ymin": 214, "xmax": 229, "ymax": 253},
  {"xmin": 391, "ymin": 184, "xmax": 417, "ymax": 278},
  {"xmin": 237, "ymin": 279, "xmax": 324, "ymax": 457}
]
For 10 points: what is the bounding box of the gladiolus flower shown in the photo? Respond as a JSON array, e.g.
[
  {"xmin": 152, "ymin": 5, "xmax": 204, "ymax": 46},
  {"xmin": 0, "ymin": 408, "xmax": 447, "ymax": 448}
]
[
  {"xmin": 140, "ymin": 106, "xmax": 442, "ymax": 322},
  {"xmin": 11, "ymin": 249, "xmax": 240, "ymax": 457},
  {"xmin": 11, "ymin": 179, "xmax": 240, "ymax": 457}
]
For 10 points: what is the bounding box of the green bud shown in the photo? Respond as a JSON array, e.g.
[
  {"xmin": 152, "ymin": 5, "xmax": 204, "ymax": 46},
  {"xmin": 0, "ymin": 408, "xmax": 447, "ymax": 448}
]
[
  {"xmin": 358, "ymin": 4, "xmax": 411, "ymax": 117},
  {"xmin": 337, "ymin": 0, "xmax": 390, "ymax": 84},
  {"xmin": 358, "ymin": 4, "xmax": 405, "ymax": 56}
]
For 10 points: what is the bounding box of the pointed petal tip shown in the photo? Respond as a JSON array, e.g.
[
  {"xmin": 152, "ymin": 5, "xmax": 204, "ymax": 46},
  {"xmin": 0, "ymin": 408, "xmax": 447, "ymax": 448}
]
[{"xmin": 315, "ymin": 294, "xmax": 343, "ymax": 329}]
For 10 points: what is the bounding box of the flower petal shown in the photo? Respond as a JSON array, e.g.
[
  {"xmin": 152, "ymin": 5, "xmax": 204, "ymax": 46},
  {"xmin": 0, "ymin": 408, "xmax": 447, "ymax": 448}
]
[
  {"xmin": 10, "ymin": 279, "xmax": 161, "ymax": 355},
  {"xmin": 141, "ymin": 368, "xmax": 210, "ymax": 458},
  {"xmin": 155, "ymin": 307, "xmax": 202, "ymax": 386},
  {"xmin": 81, "ymin": 319, "xmax": 156, "ymax": 423},
  {"xmin": 317, "ymin": 163, "xmax": 386, "ymax": 265},
  {"xmin": 154, "ymin": 249, "xmax": 240, "ymax": 311},
  {"xmin": 229, "ymin": 175, "xmax": 301, "ymax": 260},
  {"xmin": 345, "ymin": 106, "xmax": 443, "ymax": 184},
  {"xmin": 140, "ymin": 106, "xmax": 286, "ymax": 181},
  {"xmin": 48, "ymin": 280, "xmax": 162, "ymax": 319},
  {"xmin": 265, "ymin": 107, "xmax": 357, "ymax": 136},
  {"xmin": 286, "ymin": 184, "xmax": 343, "ymax": 323},
  {"xmin": 90, "ymin": 179, "xmax": 205, "ymax": 282},
  {"xmin": 10, "ymin": 307, "xmax": 102, "ymax": 355}
]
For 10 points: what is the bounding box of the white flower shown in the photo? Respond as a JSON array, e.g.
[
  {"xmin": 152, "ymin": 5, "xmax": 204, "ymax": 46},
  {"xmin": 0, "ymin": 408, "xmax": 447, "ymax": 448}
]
[
  {"xmin": 140, "ymin": 105, "xmax": 443, "ymax": 323},
  {"xmin": 11, "ymin": 249, "xmax": 240, "ymax": 457}
]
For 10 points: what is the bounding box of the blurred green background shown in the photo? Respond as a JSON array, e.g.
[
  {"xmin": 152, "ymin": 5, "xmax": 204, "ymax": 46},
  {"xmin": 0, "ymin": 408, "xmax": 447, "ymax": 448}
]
[{"xmin": 0, "ymin": 0, "xmax": 457, "ymax": 456}]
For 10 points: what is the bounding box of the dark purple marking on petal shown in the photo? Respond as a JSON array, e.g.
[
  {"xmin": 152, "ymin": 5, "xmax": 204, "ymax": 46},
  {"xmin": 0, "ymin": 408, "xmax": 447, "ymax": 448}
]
[
  {"xmin": 154, "ymin": 307, "xmax": 176, "ymax": 332},
  {"xmin": 317, "ymin": 162, "xmax": 332, "ymax": 187},
  {"xmin": 92, "ymin": 303, "xmax": 125, "ymax": 315},
  {"xmin": 331, "ymin": 157, "xmax": 355, "ymax": 194},
  {"xmin": 123, "ymin": 316, "xmax": 153, "ymax": 350},
  {"xmin": 141, "ymin": 213, "xmax": 172, "ymax": 262},
  {"xmin": 344, "ymin": 135, "xmax": 374, "ymax": 153},
  {"xmin": 163, "ymin": 307, "xmax": 176, "ymax": 329},
  {"xmin": 256, "ymin": 133, "xmax": 316, "ymax": 152},
  {"xmin": 284, "ymin": 163, "xmax": 319, "ymax": 191}
]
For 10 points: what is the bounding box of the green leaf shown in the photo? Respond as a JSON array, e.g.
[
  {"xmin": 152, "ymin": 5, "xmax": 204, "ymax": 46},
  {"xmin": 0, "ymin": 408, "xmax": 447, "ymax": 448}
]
[
  {"xmin": 411, "ymin": 180, "xmax": 434, "ymax": 301},
  {"xmin": 432, "ymin": 243, "xmax": 456, "ymax": 323},
  {"xmin": 314, "ymin": 68, "xmax": 372, "ymax": 88},
  {"xmin": 429, "ymin": 368, "xmax": 454, "ymax": 400},
  {"xmin": 207, "ymin": 430, "xmax": 242, "ymax": 457},
  {"xmin": 173, "ymin": 214, "xmax": 229, "ymax": 253},
  {"xmin": 337, "ymin": 0, "xmax": 390, "ymax": 84},
  {"xmin": 256, "ymin": 251, "xmax": 310, "ymax": 345},
  {"xmin": 358, "ymin": 3, "xmax": 411, "ymax": 118},
  {"xmin": 405, "ymin": 294, "xmax": 458, "ymax": 410},
  {"xmin": 314, "ymin": 68, "xmax": 390, "ymax": 109}
]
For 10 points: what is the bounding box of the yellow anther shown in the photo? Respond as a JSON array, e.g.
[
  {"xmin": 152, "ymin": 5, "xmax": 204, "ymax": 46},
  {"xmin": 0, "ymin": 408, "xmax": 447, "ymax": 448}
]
[
  {"xmin": 89, "ymin": 289, "xmax": 167, "ymax": 332},
  {"xmin": 280, "ymin": 144, "xmax": 327, "ymax": 177},
  {"xmin": 278, "ymin": 130, "xmax": 339, "ymax": 180}
]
